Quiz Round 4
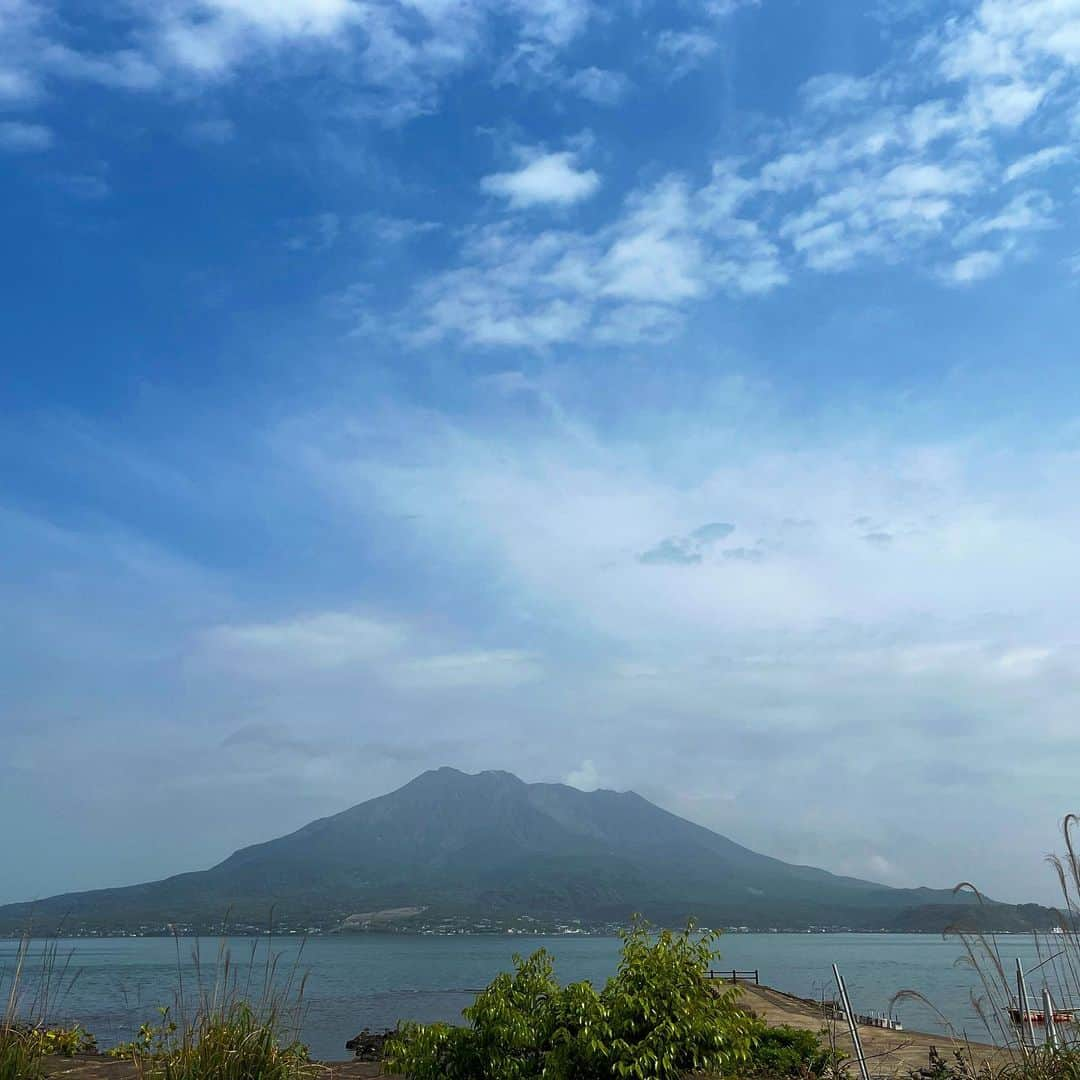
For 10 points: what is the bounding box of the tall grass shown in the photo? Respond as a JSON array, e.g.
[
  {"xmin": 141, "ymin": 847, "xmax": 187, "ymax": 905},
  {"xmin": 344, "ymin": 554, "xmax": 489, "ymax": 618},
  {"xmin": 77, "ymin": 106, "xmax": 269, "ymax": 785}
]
[
  {"xmin": 1, "ymin": 931, "xmax": 86, "ymax": 1080},
  {"xmin": 1, "ymin": 935, "xmax": 38, "ymax": 1080},
  {"xmin": 112, "ymin": 927, "xmax": 316, "ymax": 1080},
  {"xmin": 892, "ymin": 815, "xmax": 1080, "ymax": 1080},
  {"xmin": 4, "ymin": 920, "xmax": 315, "ymax": 1080}
]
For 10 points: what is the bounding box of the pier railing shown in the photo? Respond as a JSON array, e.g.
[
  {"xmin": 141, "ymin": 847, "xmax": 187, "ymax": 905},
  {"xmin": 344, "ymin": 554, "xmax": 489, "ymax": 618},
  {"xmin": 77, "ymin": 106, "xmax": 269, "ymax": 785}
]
[{"xmin": 707, "ymin": 968, "xmax": 759, "ymax": 985}]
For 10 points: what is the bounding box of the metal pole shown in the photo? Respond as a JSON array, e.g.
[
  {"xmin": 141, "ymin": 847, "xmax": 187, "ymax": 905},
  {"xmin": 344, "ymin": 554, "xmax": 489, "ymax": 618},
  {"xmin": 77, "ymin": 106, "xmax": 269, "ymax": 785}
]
[
  {"xmin": 833, "ymin": 963, "xmax": 870, "ymax": 1080},
  {"xmin": 1017, "ymin": 958, "xmax": 1036, "ymax": 1052},
  {"xmin": 1044, "ymin": 988, "xmax": 1059, "ymax": 1052}
]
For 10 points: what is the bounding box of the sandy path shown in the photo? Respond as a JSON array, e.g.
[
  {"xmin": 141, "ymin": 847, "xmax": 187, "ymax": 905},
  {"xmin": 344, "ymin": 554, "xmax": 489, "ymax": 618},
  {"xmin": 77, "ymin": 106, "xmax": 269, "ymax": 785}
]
[{"xmin": 731, "ymin": 982, "xmax": 1010, "ymax": 1077}]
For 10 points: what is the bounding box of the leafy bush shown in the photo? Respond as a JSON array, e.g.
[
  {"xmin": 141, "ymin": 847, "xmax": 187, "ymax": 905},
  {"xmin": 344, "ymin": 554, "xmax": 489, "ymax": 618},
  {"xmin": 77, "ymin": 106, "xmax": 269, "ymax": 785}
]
[
  {"xmin": 384, "ymin": 921, "xmax": 759, "ymax": 1080},
  {"xmin": 26, "ymin": 1023, "xmax": 97, "ymax": 1057},
  {"xmin": 0, "ymin": 1020, "xmax": 97, "ymax": 1080},
  {"xmin": 745, "ymin": 1024, "xmax": 834, "ymax": 1078},
  {"xmin": 910, "ymin": 1046, "xmax": 994, "ymax": 1080},
  {"xmin": 106, "ymin": 1006, "xmax": 180, "ymax": 1061}
]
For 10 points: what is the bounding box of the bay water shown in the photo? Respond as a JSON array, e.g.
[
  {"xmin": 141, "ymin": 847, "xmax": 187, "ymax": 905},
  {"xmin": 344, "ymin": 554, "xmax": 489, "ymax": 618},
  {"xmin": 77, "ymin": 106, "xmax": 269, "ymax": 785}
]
[{"xmin": 0, "ymin": 933, "xmax": 1054, "ymax": 1060}]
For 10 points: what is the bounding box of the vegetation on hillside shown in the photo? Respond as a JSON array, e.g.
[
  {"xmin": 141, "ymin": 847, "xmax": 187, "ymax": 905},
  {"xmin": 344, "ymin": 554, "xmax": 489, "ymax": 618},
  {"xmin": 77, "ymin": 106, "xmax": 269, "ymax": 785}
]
[{"xmin": 0, "ymin": 769, "xmax": 1055, "ymax": 937}]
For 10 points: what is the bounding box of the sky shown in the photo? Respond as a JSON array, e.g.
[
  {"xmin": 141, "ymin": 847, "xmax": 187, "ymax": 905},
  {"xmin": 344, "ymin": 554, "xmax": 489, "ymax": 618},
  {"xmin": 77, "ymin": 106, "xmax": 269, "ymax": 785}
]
[{"xmin": 2, "ymin": 0, "xmax": 1080, "ymax": 909}]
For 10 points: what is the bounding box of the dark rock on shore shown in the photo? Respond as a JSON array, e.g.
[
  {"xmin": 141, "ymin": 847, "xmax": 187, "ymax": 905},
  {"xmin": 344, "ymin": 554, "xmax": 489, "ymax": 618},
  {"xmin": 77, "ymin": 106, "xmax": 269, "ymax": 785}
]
[{"xmin": 345, "ymin": 1028, "xmax": 393, "ymax": 1062}]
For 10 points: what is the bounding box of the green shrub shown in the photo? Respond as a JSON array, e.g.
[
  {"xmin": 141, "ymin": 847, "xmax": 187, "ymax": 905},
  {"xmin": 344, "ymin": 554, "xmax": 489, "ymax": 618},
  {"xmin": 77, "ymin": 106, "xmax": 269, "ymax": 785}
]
[
  {"xmin": 0, "ymin": 1021, "xmax": 97, "ymax": 1080},
  {"xmin": 27, "ymin": 1024, "xmax": 97, "ymax": 1058},
  {"xmin": 745, "ymin": 1025, "xmax": 834, "ymax": 1078},
  {"xmin": 385, "ymin": 921, "xmax": 759, "ymax": 1080}
]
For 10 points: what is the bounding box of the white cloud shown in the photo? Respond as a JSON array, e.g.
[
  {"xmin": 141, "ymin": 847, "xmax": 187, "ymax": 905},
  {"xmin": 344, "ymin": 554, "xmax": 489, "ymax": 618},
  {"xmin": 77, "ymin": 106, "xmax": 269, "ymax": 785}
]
[
  {"xmin": 799, "ymin": 73, "xmax": 877, "ymax": 111},
  {"xmin": 956, "ymin": 188, "xmax": 1054, "ymax": 243},
  {"xmin": 202, "ymin": 609, "xmax": 542, "ymax": 694},
  {"xmin": 600, "ymin": 180, "xmax": 707, "ymax": 301},
  {"xmin": 938, "ymin": 0, "xmax": 1080, "ymax": 79},
  {"xmin": 203, "ymin": 612, "xmax": 406, "ymax": 674},
  {"xmin": 482, "ymin": 150, "xmax": 600, "ymax": 208},
  {"xmin": 563, "ymin": 66, "xmax": 630, "ymax": 105},
  {"xmin": 270, "ymin": 384, "xmax": 1080, "ymax": 906},
  {"xmin": 376, "ymin": 0, "xmax": 1080, "ymax": 349},
  {"xmin": 506, "ymin": 0, "xmax": 593, "ymax": 48},
  {"xmin": 0, "ymin": 0, "xmax": 47, "ymax": 103},
  {"xmin": 0, "ymin": 119, "xmax": 52, "ymax": 151},
  {"xmin": 717, "ymin": 0, "xmax": 1080, "ymax": 286},
  {"xmin": 9, "ymin": 374, "xmax": 1080, "ymax": 903},
  {"xmin": 0, "ymin": 0, "xmax": 596, "ymax": 126},
  {"xmin": 942, "ymin": 248, "xmax": 1005, "ymax": 284},
  {"xmin": 149, "ymin": 0, "xmax": 362, "ymax": 78},
  {"xmin": 390, "ymin": 649, "xmax": 542, "ymax": 691},
  {"xmin": 1004, "ymin": 144, "xmax": 1072, "ymax": 180},
  {"xmin": 700, "ymin": 0, "xmax": 760, "ymax": 15},
  {"xmin": 41, "ymin": 43, "xmax": 163, "ymax": 89},
  {"xmin": 317, "ymin": 390, "xmax": 1080, "ymax": 687},
  {"xmin": 656, "ymin": 29, "xmax": 717, "ymax": 78},
  {"xmin": 565, "ymin": 758, "xmax": 600, "ymax": 790},
  {"xmin": 399, "ymin": 171, "xmax": 783, "ymax": 348}
]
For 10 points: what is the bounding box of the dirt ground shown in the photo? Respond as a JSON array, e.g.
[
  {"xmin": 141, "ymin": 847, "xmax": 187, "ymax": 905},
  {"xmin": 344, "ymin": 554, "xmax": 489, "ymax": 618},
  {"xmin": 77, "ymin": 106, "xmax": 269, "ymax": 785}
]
[{"xmin": 732, "ymin": 982, "xmax": 1010, "ymax": 1077}]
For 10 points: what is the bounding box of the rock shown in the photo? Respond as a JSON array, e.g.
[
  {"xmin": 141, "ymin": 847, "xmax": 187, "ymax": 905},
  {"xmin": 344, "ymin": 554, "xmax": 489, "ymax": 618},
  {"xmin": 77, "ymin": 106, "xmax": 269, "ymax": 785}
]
[{"xmin": 344, "ymin": 1028, "xmax": 392, "ymax": 1062}]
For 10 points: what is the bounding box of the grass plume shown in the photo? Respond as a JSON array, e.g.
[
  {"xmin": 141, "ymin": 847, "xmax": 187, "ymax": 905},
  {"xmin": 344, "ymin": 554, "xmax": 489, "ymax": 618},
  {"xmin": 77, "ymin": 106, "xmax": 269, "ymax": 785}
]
[{"xmin": 109, "ymin": 925, "xmax": 315, "ymax": 1080}]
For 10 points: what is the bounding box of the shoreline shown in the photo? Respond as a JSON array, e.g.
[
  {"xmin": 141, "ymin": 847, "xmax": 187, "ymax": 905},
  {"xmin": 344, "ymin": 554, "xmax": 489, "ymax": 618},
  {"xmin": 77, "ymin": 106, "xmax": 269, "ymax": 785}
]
[
  {"xmin": 0, "ymin": 928, "xmax": 1048, "ymax": 941},
  {"xmin": 33, "ymin": 983, "xmax": 1009, "ymax": 1079}
]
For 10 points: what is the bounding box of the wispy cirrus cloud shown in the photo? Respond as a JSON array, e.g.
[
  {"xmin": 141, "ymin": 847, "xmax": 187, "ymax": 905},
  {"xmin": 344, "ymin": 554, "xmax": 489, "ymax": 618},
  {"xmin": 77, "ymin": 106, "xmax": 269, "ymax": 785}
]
[
  {"xmin": 562, "ymin": 66, "xmax": 631, "ymax": 105},
  {"xmin": 0, "ymin": 119, "xmax": 52, "ymax": 151},
  {"xmin": 202, "ymin": 610, "xmax": 542, "ymax": 691},
  {"xmin": 1003, "ymin": 145, "xmax": 1073, "ymax": 181},
  {"xmin": 400, "ymin": 173, "xmax": 784, "ymax": 348},
  {"xmin": 0, "ymin": 0, "xmax": 597, "ymax": 127},
  {"xmin": 369, "ymin": 0, "xmax": 1080, "ymax": 351},
  {"xmin": 656, "ymin": 30, "xmax": 718, "ymax": 79}
]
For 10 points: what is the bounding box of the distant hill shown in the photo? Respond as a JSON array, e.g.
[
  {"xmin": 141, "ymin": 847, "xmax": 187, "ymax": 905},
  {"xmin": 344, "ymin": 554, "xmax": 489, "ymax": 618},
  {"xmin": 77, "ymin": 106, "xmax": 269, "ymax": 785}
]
[{"xmin": 0, "ymin": 768, "xmax": 1057, "ymax": 935}]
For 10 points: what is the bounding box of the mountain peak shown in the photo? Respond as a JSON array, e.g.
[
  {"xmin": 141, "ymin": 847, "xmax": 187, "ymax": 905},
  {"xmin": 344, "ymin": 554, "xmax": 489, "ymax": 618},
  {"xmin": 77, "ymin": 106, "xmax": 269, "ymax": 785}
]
[
  {"xmin": 0, "ymin": 766, "xmax": 1033, "ymax": 936},
  {"xmin": 409, "ymin": 766, "xmax": 525, "ymax": 787}
]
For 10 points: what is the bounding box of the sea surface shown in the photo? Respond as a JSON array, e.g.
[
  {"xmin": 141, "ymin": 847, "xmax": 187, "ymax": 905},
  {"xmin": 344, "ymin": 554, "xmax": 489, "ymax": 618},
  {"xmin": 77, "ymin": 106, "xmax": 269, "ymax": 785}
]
[{"xmin": 0, "ymin": 933, "xmax": 1062, "ymax": 1060}]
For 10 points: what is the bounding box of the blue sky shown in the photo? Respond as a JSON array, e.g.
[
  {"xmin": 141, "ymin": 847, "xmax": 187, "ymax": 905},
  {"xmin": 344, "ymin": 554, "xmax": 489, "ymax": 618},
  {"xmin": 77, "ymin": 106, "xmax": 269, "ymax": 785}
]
[{"xmin": 3, "ymin": 0, "xmax": 1080, "ymax": 906}]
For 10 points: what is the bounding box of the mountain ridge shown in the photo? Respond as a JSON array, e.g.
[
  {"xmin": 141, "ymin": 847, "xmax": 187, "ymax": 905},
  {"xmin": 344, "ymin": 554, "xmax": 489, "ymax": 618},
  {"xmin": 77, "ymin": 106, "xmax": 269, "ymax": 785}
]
[{"xmin": 0, "ymin": 767, "xmax": 1055, "ymax": 935}]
